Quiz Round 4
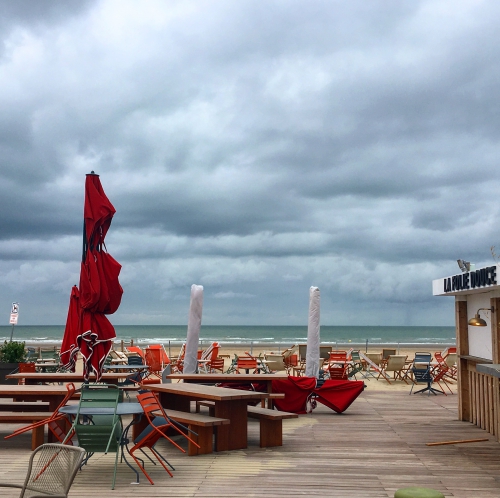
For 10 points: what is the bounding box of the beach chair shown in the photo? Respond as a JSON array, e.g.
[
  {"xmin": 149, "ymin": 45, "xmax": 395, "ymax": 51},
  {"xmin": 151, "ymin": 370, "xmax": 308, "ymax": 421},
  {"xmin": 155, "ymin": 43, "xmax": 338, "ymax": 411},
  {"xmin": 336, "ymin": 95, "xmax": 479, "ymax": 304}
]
[
  {"xmin": 382, "ymin": 348, "xmax": 396, "ymax": 360},
  {"xmin": 129, "ymin": 391, "xmax": 200, "ymax": 485},
  {"xmin": 126, "ymin": 345, "xmax": 146, "ymax": 360},
  {"xmin": 108, "ymin": 349, "xmax": 128, "ymax": 364},
  {"xmin": 377, "ymin": 354, "xmax": 409, "ymax": 384},
  {"xmin": 148, "ymin": 343, "xmax": 171, "ymax": 366},
  {"xmin": 0, "ymin": 443, "xmax": 85, "ymax": 498}
]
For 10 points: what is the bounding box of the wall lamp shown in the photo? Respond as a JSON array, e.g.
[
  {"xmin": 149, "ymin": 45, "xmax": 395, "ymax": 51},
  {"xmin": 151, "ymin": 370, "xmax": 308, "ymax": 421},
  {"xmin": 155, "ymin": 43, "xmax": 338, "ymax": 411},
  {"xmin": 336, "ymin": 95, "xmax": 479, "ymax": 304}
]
[{"xmin": 468, "ymin": 307, "xmax": 494, "ymax": 327}]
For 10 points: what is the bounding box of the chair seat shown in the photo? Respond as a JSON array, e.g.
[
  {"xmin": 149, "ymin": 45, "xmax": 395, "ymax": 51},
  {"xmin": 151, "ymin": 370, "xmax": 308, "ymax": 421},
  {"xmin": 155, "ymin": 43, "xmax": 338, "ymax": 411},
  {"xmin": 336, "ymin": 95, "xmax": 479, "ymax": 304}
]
[{"xmin": 394, "ymin": 487, "xmax": 445, "ymax": 498}]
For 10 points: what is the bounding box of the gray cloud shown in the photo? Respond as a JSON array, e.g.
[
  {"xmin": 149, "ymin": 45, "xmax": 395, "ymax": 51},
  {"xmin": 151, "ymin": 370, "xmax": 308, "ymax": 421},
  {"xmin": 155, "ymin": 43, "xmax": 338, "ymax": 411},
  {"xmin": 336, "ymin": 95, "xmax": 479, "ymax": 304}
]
[{"xmin": 0, "ymin": 0, "xmax": 498, "ymax": 326}]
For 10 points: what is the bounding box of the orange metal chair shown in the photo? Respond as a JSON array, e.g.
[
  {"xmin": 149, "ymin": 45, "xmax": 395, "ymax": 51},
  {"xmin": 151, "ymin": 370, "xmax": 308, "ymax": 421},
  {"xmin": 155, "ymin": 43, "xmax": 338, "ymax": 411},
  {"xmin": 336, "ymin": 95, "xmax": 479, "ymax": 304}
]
[
  {"xmin": 171, "ymin": 344, "xmax": 185, "ymax": 373},
  {"xmin": 141, "ymin": 348, "xmax": 162, "ymax": 385},
  {"xmin": 432, "ymin": 352, "xmax": 454, "ymax": 394},
  {"xmin": 235, "ymin": 356, "xmax": 258, "ymax": 374},
  {"xmin": 325, "ymin": 351, "xmax": 349, "ymax": 380},
  {"xmin": 207, "ymin": 357, "xmax": 225, "ymax": 373},
  {"xmin": 4, "ymin": 382, "xmax": 77, "ymax": 446},
  {"xmin": 129, "ymin": 391, "xmax": 200, "ymax": 485}
]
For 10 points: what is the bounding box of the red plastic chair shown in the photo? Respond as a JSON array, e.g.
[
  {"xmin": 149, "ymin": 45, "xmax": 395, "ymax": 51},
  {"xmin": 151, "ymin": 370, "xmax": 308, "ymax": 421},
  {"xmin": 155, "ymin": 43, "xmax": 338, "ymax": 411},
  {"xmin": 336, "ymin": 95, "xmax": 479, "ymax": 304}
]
[
  {"xmin": 129, "ymin": 391, "xmax": 200, "ymax": 485},
  {"xmin": 4, "ymin": 383, "xmax": 77, "ymax": 445}
]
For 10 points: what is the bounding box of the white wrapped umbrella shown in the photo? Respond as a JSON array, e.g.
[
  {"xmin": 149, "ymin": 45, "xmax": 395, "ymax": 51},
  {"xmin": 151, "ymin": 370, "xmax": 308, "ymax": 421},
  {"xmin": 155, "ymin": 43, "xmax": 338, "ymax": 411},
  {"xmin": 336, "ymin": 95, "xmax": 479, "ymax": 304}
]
[
  {"xmin": 305, "ymin": 286, "xmax": 320, "ymax": 378},
  {"xmin": 183, "ymin": 284, "xmax": 204, "ymax": 374}
]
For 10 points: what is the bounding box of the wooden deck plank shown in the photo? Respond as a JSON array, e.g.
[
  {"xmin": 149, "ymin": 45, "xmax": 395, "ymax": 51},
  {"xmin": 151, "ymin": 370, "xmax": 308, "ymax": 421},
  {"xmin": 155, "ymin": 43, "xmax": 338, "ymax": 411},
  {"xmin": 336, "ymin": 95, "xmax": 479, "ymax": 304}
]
[{"xmin": 0, "ymin": 389, "xmax": 499, "ymax": 496}]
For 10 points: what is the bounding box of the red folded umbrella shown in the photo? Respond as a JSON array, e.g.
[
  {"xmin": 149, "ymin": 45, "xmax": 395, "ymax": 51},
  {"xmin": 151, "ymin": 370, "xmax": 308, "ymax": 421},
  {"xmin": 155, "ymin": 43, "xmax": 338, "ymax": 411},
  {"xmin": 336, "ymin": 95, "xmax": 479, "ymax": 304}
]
[
  {"xmin": 61, "ymin": 172, "xmax": 123, "ymax": 381},
  {"xmin": 60, "ymin": 286, "xmax": 80, "ymax": 371},
  {"xmin": 271, "ymin": 376, "xmax": 317, "ymax": 414},
  {"xmin": 313, "ymin": 379, "xmax": 365, "ymax": 413}
]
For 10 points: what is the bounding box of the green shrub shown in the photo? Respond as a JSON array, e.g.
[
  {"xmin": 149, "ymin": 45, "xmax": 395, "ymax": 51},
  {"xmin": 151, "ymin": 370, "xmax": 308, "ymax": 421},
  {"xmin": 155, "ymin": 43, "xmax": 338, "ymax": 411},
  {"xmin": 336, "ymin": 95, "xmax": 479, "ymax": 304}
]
[{"xmin": 0, "ymin": 341, "xmax": 27, "ymax": 363}]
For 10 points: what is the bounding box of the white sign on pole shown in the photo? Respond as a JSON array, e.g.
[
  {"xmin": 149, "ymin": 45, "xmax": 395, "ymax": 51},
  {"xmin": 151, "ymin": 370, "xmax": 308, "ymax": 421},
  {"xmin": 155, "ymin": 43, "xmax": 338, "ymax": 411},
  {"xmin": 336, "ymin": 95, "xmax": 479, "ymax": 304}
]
[{"xmin": 9, "ymin": 302, "xmax": 19, "ymax": 325}]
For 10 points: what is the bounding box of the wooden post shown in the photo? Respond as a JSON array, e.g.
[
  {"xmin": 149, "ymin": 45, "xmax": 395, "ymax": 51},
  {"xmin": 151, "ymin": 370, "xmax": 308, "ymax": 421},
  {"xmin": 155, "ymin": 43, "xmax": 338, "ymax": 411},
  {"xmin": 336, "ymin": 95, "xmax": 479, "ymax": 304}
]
[
  {"xmin": 456, "ymin": 299, "xmax": 470, "ymax": 422},
  {"xmin": 491, "ymin": 297, "xmax": 500, "ymax": 440}
]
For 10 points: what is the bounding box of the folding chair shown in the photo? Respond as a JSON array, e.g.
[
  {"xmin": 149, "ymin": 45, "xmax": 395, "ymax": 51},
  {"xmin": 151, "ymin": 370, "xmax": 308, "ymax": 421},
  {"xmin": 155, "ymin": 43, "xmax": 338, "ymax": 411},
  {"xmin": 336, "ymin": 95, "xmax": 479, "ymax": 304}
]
[
  {"xmin": 4, "ymin": 382, "xmax": 77, "ymax": 446},
  {"xmin": 0, "ymin": 443, "xmax": 85, "ymax": 498},
  {"xmin": 171, "ymin": 344, "xmax": 185, "ymax": 373},
  {"xmin": 129, "ymin": 391, "xmax": 200, "ymax": 485},
  {"xmin": 377, "ymin": 355, "xmax": 409, "ymax": 384},
  {"xmin": 432, "ymin": 352, "xmax": 454, "ymax": 394},
  {"xmin": 126, "ymin": 346, "xmax": 146, "ymax": 360}
]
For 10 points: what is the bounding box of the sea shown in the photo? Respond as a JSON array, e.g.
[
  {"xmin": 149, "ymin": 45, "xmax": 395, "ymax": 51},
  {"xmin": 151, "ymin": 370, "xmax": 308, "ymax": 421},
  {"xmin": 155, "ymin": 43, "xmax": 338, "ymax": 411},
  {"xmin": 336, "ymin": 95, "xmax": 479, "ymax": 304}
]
[{"xmin": 1, "ymin": 325, "xmax": 456, "ymax": 351}]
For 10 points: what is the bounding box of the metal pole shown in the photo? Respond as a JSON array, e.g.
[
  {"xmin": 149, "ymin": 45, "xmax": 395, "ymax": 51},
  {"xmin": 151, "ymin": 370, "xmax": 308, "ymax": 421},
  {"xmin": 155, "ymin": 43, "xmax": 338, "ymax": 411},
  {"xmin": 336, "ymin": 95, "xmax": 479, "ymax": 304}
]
[
  {"xmin": 365, "ymin": 338, "xmax": 368, "ymax": 353},
  {"xmin": 9, "ymin": 324, "xmax": 14, "ymax": 342}
]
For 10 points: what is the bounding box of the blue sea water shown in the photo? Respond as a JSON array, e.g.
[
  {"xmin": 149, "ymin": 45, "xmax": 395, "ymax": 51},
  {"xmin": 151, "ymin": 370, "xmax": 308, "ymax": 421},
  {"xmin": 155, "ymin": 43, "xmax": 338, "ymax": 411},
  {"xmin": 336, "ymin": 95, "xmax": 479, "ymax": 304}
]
[{"xmin": 0, "ymin": 324, "xmax": 456, "ymax": 348}]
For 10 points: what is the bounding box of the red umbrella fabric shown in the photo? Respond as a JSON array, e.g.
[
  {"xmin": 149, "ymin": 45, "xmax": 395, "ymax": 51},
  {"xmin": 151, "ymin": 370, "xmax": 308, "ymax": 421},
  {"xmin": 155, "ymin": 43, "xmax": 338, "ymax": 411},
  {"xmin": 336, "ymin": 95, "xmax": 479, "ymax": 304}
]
[
  {"xmin": 60, "ymin": 285, "xmax": 80, "ymax": 371},
  {"xmin": 61, "ymin": 172, "xmax": 123, "ymax": 381}
]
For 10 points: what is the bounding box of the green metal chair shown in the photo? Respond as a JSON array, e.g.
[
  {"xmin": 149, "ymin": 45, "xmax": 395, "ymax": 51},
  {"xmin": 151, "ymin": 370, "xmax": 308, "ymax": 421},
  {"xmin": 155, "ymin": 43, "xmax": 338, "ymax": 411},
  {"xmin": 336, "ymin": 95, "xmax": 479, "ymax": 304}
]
[
  {"xmin": 347, "ymin": 351, "xmax": 364, "ymax": 379},
  {"xmin": 63, "ymin": 384, "xmax": 122, "ymax": 489}
]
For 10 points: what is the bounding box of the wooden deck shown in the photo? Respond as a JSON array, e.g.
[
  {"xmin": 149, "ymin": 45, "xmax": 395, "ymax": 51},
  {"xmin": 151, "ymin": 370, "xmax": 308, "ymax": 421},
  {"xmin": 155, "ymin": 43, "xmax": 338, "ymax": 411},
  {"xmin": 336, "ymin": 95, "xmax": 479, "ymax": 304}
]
[{"xmin": 1, "ymin": 388, "xmax": 500, "ymax": 497}]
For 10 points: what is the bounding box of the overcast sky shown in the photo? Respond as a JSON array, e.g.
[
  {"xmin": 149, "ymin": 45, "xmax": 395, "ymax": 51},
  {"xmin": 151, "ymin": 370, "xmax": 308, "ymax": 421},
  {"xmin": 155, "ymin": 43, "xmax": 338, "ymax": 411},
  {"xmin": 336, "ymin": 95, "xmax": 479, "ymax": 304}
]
[{"xmin": 1, "ymin": 0, "xmax": 499, "ymax": 327}]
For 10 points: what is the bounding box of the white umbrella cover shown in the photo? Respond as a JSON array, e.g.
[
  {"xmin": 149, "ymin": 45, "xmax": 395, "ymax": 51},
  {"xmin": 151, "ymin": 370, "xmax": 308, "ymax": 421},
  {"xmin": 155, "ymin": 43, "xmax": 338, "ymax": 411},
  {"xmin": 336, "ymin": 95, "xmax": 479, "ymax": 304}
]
[
  {"xmin": 183, "ymin": 284, "xmax": 204, "ymax": 374},
  {"xmin": 305, "ymin": 286, "xmax": 320, "ymax": 378}
]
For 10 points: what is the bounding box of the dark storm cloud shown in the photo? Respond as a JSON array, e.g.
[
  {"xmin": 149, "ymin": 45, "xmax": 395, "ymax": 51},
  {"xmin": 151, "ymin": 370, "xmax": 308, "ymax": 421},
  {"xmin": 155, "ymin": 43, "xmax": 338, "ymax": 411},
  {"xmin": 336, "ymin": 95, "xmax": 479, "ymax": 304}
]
[{"xmin": 0, "ymin": 0, "xmax": 499, "ymax": 325}]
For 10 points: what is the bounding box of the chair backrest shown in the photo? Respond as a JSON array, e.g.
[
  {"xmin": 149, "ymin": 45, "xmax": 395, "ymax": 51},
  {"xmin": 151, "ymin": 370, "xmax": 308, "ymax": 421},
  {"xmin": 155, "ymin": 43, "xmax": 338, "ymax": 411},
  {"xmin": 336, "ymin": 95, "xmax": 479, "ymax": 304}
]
[
  {"xmin": 19, "ymin": 443, "xmax": 85, "ymax": 498},
  {"xmin": 237, "ymin": 357, "xmax": 257, "ymax": 369},
  {"xmin": 74, "ymin": 384, "xmax": 121, "ymax": 453},
  {"xmin": 328, "ymin": 351, "xmax": 347, "ymax": 362},
  {"xmin": 445, "ymin": 352, "xmax": 457, "ymax": 368},
  {"xmin": 319, "ymin": 346, "xmax": 332, "ymax": 360},
  {"xmin": 365, "ymin": 352, "xmax": 382, "ymax": 365},
  {"xmin": 148, "ymin": 344, "xmax": 170, "ymax": 365},
  {"xmin": 126, "ymin": 346, "xmax": 145, "ymax": 359},
  {"xmin": 208, "ymin": 357, "xmax": 225, "ymax": 373},
  {"xmin": 161, "ymin": 364, "xmax": 172, "ymax": 383},
  {"xmin": 413, "ymin": 352, "xmax": 431, "ymax": 364},
  {"xmin": 145, "ymin": 348, "xmax": 162, "ymax": 374},
  {"xmin": 382, "ymin": 348, "xmax": 397, "ymax": 360},
  {"xmin": 128, "ymin": 355, "xmax": 144, "ymax": 366},
  {"xmin": 385, "ymin": 355, "xmax": 407, "ymax": 371},
  {"xmin": 18, "ymin": 362, "xmax": 36, "ymax": 373},
  {"xmin": 109, "ymin": 350, "xmax": 128, "ymax": 363}
]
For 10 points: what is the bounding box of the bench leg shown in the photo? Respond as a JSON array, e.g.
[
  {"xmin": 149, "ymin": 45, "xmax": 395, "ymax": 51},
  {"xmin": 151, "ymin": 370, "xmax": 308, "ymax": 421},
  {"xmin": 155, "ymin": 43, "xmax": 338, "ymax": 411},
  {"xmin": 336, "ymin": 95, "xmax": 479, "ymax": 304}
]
[
  {"xmin": 188, "ymin": 425, "xmax": 213, "ymax": 456},
  {"xmin": 260, "ymin": 419, "xmax": 283, "ymax": 448},
  {"xmin": 32, "ymin": 425, "xmax": 45, "ymax": 450}
]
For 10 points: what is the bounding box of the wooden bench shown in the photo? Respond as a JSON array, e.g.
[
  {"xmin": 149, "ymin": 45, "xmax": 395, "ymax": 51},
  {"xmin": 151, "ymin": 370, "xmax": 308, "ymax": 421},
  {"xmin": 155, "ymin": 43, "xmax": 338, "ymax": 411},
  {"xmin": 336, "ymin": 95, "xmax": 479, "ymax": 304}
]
[
  {"xmin": 159, "ymin": 409, "xmax": 230, "ymax": 456},
  {"xmin": 0, "ymin": 401, "xmax": 50, "ymax": 412},
  {"xmin": 195, "ymin": 400, "xmax": 297, "ymax": 448},
  {"xmin": 0, "ymin": 412, "xmax": 52, "ymax": 450},
  {"xmin": 246, "ymin": 406, "xmax": 298, "ymax": 447}
]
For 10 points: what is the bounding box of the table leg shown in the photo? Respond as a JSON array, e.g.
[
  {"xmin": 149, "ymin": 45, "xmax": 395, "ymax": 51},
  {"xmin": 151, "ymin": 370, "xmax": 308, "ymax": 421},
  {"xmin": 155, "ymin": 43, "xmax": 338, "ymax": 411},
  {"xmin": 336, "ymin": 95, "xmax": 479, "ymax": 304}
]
[{"xmin": 214, "ymin": 399, "xmax": 248, "ymax": 451}]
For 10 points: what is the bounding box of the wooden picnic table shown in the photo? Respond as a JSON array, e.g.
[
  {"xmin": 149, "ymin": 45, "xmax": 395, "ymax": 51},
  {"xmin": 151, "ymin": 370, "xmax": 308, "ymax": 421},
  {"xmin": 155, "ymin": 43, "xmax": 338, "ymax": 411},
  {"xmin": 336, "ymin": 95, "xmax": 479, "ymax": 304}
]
[
  {"xmin": 165, "ymin": 373, "xmax": 287, "ymax": 406},
  {"xmin": 148, "ymin": 383, "xmax": 268, "ymax": 451}
]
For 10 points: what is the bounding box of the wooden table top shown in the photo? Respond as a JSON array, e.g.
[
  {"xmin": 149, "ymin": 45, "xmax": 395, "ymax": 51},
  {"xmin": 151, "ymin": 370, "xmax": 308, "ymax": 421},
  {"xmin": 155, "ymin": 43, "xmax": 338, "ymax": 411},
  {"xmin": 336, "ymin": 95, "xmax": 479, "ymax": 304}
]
[
  {"xmin": 6, "ymin": 372, "xmax": 131, "ymax": 381},
  {"xmin": 165, "ymin": 373, "xmax": 288, "ymax": 382},
  {"xmin": 147, "ymin": 383, "xmax": 268, "ymax": 400},
  {"xmin": 0, "ymin": 385, "xmax": 77, "ymax": 396}
]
